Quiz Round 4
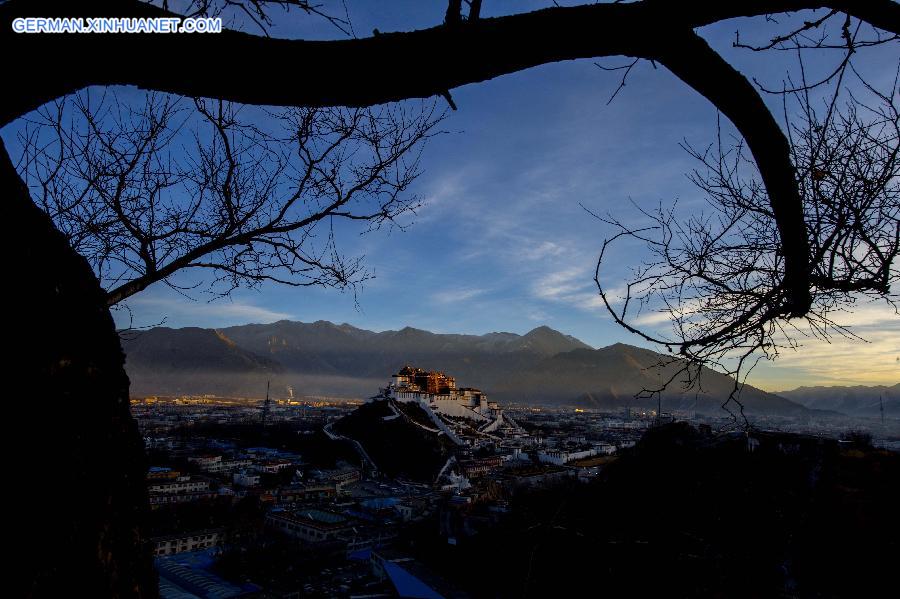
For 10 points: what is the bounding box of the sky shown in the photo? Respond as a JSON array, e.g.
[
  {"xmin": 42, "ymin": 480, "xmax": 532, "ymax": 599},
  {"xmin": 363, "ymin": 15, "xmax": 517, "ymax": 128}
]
[{"xmin": 3, "ymin": 1, "xmax": 898, "ymax": 391}]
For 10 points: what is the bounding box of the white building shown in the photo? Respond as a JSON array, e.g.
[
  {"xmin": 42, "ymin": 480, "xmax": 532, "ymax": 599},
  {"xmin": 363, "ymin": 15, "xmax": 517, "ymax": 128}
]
[
  {"xmin": 188, "ymin": 455, "xmax": 222, "ymax": 470},
  {"xmin": 233, "ymin": 471, "xmax": 261, "ymax": 487},
  {"xmin": 537, "ymin": 448, "xmax": 599, "ymax": 465},
  {"xmin": 371, "ymin": 366, "xmax": 521, "ymax": 445},
  {"xmin": 148, "ymin": 476, "xmax": 209, "ymax": 495},
  {"xmin": 153, "ymin": 529, "xmax": 222, "ymax": 556},
  {"xmin": 258, "ymin": 460, "xmax": 293, "ymax": 474}
]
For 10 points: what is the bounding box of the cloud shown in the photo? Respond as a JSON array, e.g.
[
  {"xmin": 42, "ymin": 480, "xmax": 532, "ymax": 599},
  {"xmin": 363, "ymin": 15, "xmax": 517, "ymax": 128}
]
[
  {"xmin": 413, "ymin": 168, "xmax": 484, "ymax": 224},
  {"xmin": 631, "ymin": 310, "xmax": 674, "ymax": 327},
  {"xmin": 431, "ymin": 287, "xmax": 487, "ymax": 305},
  {"xmin": 531, "ymin": 266, "xmax": 615, "ymax": 313},
  {"xmin": 526, "ymin": 308, "xmax": 550, "ymax": 322},
  {"xmin": 743, "ymin": 301, "xmax": 900, "ymax": 390},
  {"xmin": 524, "ymin": 241, "xmax": 567, "ymax": 261},
  {"xmin": 122, "ymin": 295, "xmax": 294, "ymax": 328},
  {"xmin": 819, "ymin": 301, "xmax": 900, "ymax": 329},
  {"xmin": 532, "ymin": 266, "xmax": 590, "ymax": 301},
  {"xmin": 628, "ymin": 297, "xmax": 709, "ymax": 331}
]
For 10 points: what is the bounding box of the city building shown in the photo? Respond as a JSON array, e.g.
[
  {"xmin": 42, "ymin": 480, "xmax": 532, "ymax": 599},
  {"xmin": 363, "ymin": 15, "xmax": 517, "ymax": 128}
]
[
  {"xmin": 148, "ymin": 476, "xmax": 209, "ymax": 495},
  {"xmin": 152, "ymin": 529, "xmax": 223, "ymax": 556},
  {"xmin": 266, "ymin": 509, "xmax": 354, "ymax": 543}
]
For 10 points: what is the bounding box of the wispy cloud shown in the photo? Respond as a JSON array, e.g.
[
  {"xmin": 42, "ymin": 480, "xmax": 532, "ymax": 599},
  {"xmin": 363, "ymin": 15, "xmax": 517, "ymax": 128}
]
[
  {"xmin": 531, "ymin": 266, "xmax": 616, "ymax": 313},
  {"xmin": 524, "ymin": 241, "xmax": 567, "ymax": 261},
  {"xmin": 631, "ymin": 310, "xmax": 675, "ymax": 327},
  {"xmin": 413, "ymin": 168, "xmax": 484, "ymax": 225},
  {"xmin": 123, "ymin": 295, "xmax": 293, "ymax": 328},
  {"xmin": 532, "ymin": 266, "xmax": 589, "ymax": 301},
  {"xmin": 431, "ymin": 287, "xmax": 487, "ymax": 305}
]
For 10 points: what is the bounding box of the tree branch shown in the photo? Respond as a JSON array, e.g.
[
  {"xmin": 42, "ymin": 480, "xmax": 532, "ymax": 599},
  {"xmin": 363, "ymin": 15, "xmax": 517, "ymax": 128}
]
[
  {"xmin": 652, "ymin": 30, "xmax": 813, "ymax": 316},
  {"xmin": 3, "ymin": 0, "xmax": 899, "ymax": 126}
]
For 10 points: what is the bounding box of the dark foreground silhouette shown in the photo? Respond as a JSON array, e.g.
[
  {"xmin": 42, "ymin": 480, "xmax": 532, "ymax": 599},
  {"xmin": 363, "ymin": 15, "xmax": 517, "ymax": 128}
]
[{"xmin": 400, "ymin": 422, "xmax": 900, "ymax": 598}]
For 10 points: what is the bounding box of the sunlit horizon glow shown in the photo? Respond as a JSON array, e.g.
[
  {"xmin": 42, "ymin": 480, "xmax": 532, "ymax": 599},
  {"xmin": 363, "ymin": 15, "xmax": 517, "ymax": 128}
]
[{"xmin": 748, "ymin": 302, "xmax": 899, "ymax": 392}]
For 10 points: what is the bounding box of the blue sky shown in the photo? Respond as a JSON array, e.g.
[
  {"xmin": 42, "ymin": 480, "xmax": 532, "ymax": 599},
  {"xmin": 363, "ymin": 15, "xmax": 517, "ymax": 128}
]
[{"xmin": 4, "ymin": 1, "xmax": 898, "ymax": 390}]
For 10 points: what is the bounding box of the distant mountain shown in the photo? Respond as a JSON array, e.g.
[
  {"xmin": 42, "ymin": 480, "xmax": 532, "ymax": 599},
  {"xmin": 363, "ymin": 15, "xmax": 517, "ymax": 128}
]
[
  {"xmin": 215, "ymin": 320, "xmax": 595, "ymax": 398},
  {"xmin": 488, "ymin": 344, "xmax": 807, "ymax": 416},
  {"xmin": 123, "ymin": 327, "xmax": 283, "ymax": 397},
  {"xmin": 121, "ymin": 320, "xmax": 807, "ymax": 417},
  {"xmin": 217, "ymin": 320, "xmax": 591, "ymax": 375},
  {"xmin": 779, "ymin": 384, "xmax": 900, "ymax": 419}
]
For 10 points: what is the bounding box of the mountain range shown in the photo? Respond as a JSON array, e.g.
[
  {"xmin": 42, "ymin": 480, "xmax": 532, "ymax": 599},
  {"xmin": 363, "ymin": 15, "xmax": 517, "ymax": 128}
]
[
  {"xmin": 122, "ymin": 320, "xmax": 827, "ymax": 417},
  {"xmin": 778, "ymin": 384, "xmax": 900, "ymax": 419}
]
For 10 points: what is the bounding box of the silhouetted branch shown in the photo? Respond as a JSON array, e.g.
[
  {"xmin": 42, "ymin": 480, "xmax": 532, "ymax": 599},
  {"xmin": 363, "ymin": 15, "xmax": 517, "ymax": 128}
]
[
  {"xmin": 18, "ymin": 92, "xmax": 444, "ymax": 305},
  {"xmin": 592, "ymin": 64, "xmax": 899, "ymax": 414},
  {"xmin": 655, "ymin": 30, "xmax": 813, "ymax": 318},
  {"xmin": 5, "ymin": 1, "xmax": 899, "ymax": 125},
  {"xmin": 595, "ymin": 58, "xmax": 642, "ymax": 105}
]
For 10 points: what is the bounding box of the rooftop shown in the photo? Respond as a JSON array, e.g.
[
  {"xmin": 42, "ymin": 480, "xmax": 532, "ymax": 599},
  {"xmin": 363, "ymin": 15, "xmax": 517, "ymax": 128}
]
[{"xmin": 270, "ymin": 508, "xmax": 350, "ymax": 529}]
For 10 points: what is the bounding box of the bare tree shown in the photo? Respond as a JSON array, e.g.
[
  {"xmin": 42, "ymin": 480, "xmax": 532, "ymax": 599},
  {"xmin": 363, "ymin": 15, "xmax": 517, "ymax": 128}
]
[
  {"xmin": 17, "ymin": 91, "xmax": 442, "ymax": 307},
  {"xmin": 593, "ymin": 16, "xmax": 899, "ymax": 417}
]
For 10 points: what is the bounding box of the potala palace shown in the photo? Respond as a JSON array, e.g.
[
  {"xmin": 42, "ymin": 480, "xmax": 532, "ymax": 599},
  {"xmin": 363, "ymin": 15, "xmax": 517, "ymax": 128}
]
[{"xmin": 370, "ymin": 365, "xmax": 523, "ymax": 443}]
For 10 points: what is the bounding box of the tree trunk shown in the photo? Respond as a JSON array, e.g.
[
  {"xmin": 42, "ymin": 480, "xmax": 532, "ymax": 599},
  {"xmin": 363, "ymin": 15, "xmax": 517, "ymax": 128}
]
[{"xmin": 2, "ymin": 138, "xmax": 156, "ymax": 597}]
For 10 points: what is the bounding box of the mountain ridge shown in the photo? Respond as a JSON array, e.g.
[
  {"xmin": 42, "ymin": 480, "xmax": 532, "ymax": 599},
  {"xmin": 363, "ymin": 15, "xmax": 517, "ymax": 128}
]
[
  {"xmin": 778, "ymin": 383, "xmax": 900, "ymax": 418},
  {"xmin": 121, "ymin": 320, "xmax": 809, "ymax": 417}
]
